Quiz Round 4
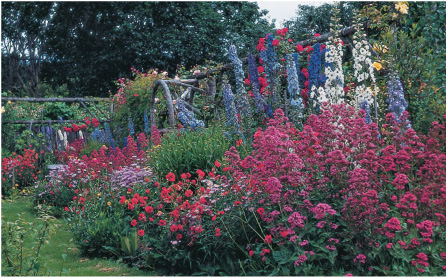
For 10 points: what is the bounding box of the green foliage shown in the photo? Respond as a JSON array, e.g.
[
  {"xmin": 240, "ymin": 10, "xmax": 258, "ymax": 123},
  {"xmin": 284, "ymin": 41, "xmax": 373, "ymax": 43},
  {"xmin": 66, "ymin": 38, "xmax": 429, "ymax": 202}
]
[
  {"xmin": 0, "ymin": 2, "xmax": 275, "ymax": 97},
  {"xmin": 149, "ymin": 125, "xmax": 231, "ymax": 180},
  {"xmin": 79, "ymin": 139, "xmax": 104, "ymax": 158},
  {"xmin": 64, "ymin": 182, "xmax": 129, "ymax": 257},
  {"xmin": 1, "ymin": 212, "xmax": 56, "ymax": 276},
  {"xmin": 283, "ymin": 2, "xmax": 366, "ymax": 40},
  {"xmin": 44, "ymin": 102, "xmax": 76, "ymax": 120},
  {"xmin": 365, "ymin": 1, "xmax": 446, "ymax": 133}
]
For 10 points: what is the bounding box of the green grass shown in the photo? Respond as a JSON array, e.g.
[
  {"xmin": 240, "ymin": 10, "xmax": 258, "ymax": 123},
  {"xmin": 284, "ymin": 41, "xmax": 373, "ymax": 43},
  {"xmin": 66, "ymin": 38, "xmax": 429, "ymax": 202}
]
[{"xmin": 1, "ymin": 195, "xmax": 157, "ymax": 276}]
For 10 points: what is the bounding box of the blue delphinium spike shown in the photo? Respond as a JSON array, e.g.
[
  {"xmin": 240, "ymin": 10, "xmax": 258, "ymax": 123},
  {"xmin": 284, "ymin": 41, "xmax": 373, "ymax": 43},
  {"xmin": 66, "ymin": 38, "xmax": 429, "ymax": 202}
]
[
  {"xmin": 359, "ymin": 100, "xmax": 372, "ymax": 125},
  {"xmin": 222, "ymin": 75, "xmax": 239, "ymax": 128},
  {"xmin": 124, "ymin": 136, "xmax": 128, "ymax": 148},
  {"xmin": 286, "ymin": 54, "xmax": 304, "ymax": 122},
  {"xmin": 177, "ymin": 98, "xmax": 204, "ymax": 130},
  {"xmin": 104, "ymin": 123, "xmax": 115, "ymax": 148},
  {"xmin": 128, "ymin": 117, "xmax": 135, "ymax": 135},
  {"xmin": 248, "ymin": 54, "xmax": 267, "ymax": 113},
  {"xmin": 144, "ymin": 110, "xmax": 150, "ymax": 133},
  {"xmin": 387, "ymin": 71, "xmax": 411, "ymax": 129},
  {"xmin": 228, "ymin": 45, "xmax": 250, "ymax": 118}
]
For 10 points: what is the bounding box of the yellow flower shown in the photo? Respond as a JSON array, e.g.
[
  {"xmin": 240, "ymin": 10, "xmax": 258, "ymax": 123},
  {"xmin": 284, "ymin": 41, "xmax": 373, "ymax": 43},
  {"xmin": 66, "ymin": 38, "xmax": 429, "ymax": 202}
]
[
  {"xmin": 395, "ymin": 2, "xmax": 408, "ymax": 14},
  {"xmin": 373, "ymin": 44, "xmax": 388, "ymax": 54},
  {"xmin": 1, "ymin": 106, "xmax": 4, "ymax": 113},
  {"xmin": 7, "ymin": 101, "xmax": 11, "ymax": 104},
  {"xmin": 12, "ymin": 187, "xmax": 15, "ymax": 190},
  {"xmin": 107, "ymin": 201, "xmax": 112, "ymax": 206},
  {"xmin": 97, "ymin": 193, "xmax": 101, "ymax": 197},
  {"xmin": 373, "ymin": 62, "xmax": 383, "ymax": 71}
]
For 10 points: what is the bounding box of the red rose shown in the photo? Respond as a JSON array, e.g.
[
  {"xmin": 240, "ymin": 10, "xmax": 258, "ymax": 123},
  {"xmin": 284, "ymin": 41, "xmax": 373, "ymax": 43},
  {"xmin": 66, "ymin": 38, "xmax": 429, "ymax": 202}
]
[
  {"xmin": 272, "ymin": 39, "xmax": 280, "ymax": 46},
  {"xmin": 138, "ymin": 229, "xmax": 145, "ymax": 236},
  {"xmin": 244, "ymin": 78, "xmax": 250, "ymax": 86},
  {"xmin": 130, "ymin": 219, "xmax": 137, "ymax": 226},
  {"xmin": 180, "ymin": 173, "xmax": 187, "ymax": 179},
  {"xmin": 214, "ymin": 160, "xmax": 221, "ymax": 168},
  {"xmin": 159, "ymin": 219, "xmax": 166, "ymax": 226},
  {"xmin": 258, "ymin": 38, "xmax": 265, "ymax": 44},
  {"xmin": 258, "ymin": 66, "xmax": 264, "ymax": 73},
  {"xmin": 288, "ymin": 39, "xmax": 292, "ymax": 43},
  {"xmin": 314, "ymin": 33, "xmax": 321, "ymax": 37},
  {"xmin": 306, "ymin": 47, "xmax": 314, "ymax": 54},
  {"xmin": 80, "ymin": 125, "xmax": 87, "ymax": 130},
  {"xmin": 296, "ymin": 45, "xmax": 304, "ymax": 52},
  {"xmin": 257, "ymin": 44, "xmax": 266, "ymax": 51},
  {"xmin": 265, "ymin": 235, "xmax": 272, "ymax": 244},
  {"xmin": 276, "ymin": 29, "xmax": 283, "ymax": 36},
  {"xmin": 282, "ymin": 27, "xmax": 288, "ymax": 34},
  {"xmin": 215, "ymin": 228, "xmax": 221, "ymax": 237}
]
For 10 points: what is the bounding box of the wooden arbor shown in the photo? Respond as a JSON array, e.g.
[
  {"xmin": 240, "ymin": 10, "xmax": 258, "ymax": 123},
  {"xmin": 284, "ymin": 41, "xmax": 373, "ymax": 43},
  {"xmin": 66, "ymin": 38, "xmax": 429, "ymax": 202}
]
[{"xmin": 148, "ymin": 23, "xmax": 373, "ymax": 129}]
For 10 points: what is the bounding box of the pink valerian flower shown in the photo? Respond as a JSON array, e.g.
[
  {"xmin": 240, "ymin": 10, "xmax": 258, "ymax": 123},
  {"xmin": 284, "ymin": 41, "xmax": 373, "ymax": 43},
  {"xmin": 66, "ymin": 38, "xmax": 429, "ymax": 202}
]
[
  {"xmin": 416, "ymin": 220, "xmax": 435, "ymax": 237},
  {"xmin": 313, "ymin": 203, "xmax": 336, "ymax": 219},
  {"xmin": 354, "ymin": 254, "xmax": 367, "ymax": 264},
  {"xmin": 385, "ymin": 217, "xmax": 402, "ymax": 231},
  {"xmin": 316, "ymin": 220, "xmax": 326, "ymax": 228},
  {"xmin": 294, "ymin": 254, "xmax": 308, "ymax": 266},
  {"xmin": 288, "ymin": 212, "xmax": 306, "ymax": 228}
]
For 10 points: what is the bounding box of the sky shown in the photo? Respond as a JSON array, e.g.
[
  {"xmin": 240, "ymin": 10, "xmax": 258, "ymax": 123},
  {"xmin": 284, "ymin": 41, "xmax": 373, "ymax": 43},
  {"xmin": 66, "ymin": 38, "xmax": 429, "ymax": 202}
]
[{"xmin": 256, "ymin": 0, "xmax": 333, "ymax": 28}]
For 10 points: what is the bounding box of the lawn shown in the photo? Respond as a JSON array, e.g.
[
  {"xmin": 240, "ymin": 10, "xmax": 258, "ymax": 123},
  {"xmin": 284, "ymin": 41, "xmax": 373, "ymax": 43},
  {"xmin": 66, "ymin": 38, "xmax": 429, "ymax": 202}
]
[{"xmin": 1, "ymin": 195, "xmax": 157, "ymax": 276}]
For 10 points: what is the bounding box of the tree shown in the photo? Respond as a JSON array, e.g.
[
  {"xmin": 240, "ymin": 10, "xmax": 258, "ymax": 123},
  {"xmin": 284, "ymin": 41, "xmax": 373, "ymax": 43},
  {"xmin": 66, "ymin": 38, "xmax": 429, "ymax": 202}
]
[
  {"xmin": 35, "ymin": 2, "xmax": 274, "ymax": 97},
  {"xmin": 1, "ymin": 2, "xmax": 54, "ymax": 96}
]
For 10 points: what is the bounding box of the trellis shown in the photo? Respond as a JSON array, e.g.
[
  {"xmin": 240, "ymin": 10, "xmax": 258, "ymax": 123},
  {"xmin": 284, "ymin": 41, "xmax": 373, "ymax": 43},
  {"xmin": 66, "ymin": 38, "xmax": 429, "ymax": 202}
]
[{"xmin": 149, "ymin": 22, "xmax": 379, "ymax": 129}]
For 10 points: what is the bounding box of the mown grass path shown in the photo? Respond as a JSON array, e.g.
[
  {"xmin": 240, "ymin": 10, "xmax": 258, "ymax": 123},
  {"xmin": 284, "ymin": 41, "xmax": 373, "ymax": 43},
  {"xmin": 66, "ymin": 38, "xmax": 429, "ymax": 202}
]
[{"xmin": 1, "ymin": 196, "xmax": 156, "ymax": 276}]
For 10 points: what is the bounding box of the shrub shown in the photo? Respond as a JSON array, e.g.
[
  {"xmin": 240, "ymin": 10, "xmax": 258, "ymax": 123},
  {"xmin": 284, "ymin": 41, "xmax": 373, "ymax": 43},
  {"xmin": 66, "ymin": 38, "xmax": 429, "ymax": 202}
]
[
  {"xmin": 2, "ymin": 149, "xmax": 39, "ymax": 196},
  {"xmin": 213, "ymin": 104, "xmax": 446, "ymax": 275},
  {"xmin": 149, "ymin": 125, "xmax": 231, "ymax": 180}
]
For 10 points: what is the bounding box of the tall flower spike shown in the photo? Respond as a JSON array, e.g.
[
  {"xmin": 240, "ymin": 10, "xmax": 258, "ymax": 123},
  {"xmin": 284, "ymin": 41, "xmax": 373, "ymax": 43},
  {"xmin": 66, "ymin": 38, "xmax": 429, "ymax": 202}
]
[
  {"xmin": 261, "ymin": 34, "xmax": 280, "ymax": 102},
  {"xmin": 176, "ymin": 98, "xmax": 204, "ymax": 130},
  {"xmin": 308, "ymin": 43, "xmax": 323, "ymax": 112},
  {"xmin": 248, "ymin": 54, "xmax": 267, "ymax": 113},
  {"xmin": 143, "ymin": 110, "xmax": 150, "ymax": 133},
  {"xmin": 387, "ymin": 71, "xmax": 410, "ymax": 128},
  {"xmin": 359, "ymin": 100, "xmax": 372, "ymax": 124},
  {"xmin": 222, "ymin": 74, "xmax": 239, "ymax": 129},
  {"xmin": 286, "ymin": 54, "xmax": 304, "ymax": 123},
  {"xmin": 229, "ymin": 45, "xmax": 251, "ymax": 118},
  {"xmin": 104, "ymin": 123, "xmax": 115, "ymax": 148},
  {"xmin": 323, "ymin": 37, "xmax": 345, "ymax": 104},
  {"xmin": 128, "ymin": 116, "xmax": 135, "ymax": 135}
]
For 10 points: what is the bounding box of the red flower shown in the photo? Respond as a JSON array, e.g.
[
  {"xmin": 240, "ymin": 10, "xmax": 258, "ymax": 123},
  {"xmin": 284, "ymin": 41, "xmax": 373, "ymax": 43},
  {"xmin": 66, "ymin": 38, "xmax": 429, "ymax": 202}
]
[
  {"xmin": 257, "ymin": 207, "xmax": 265, "ymax": 215},
  {"xmin": 196, "ymin": 169, "xmax": 205, "ymax": 178},
  {"xmin": 314, "ymin": 33, "xmax": 321, "ymax": 37},
  {"xmin": 244, "ymin": 78, "xmax": 251, "ymax": 86},
  {"xmin": 180, "ymin": 173, "xmax": 187, "ymax": 179},
  {"xmin": 257, "ymin": 44, "xmax": 266, "ymax": 51},
  {"xmin": 215, "ymin": 160, "xmax": 221, "ymax": 168},
  {"xmin": 145, "ymin": 206, "xmax": 153, "ymax": 214},
  {"xmin": 130, "ymin": 219, "xmax": 137, "ymax": 226},
  {"xmin": 215, "ymin": 228, "xmax": 221, "ymax": 236},
  {"xmin": 171, "ymin": 225, "xmax": 178, "ymax": 232},
  {"xmin": 265, "ymin": 235, "xmax": 272, "ymax": 244},
  {"xmin": 185, "ymin": 190, "xmax": 193, "ymax": 198},
  {"xmin": 80, "ymin": 125, "xmax": 87, "ymax": 130},
  {"xmin": 249, "ymin": 250, "xmax": 254, "ymax": 256},
  {"xmin": 258, "ymin": 66, "xmax": 264, "ymax": 73},
  {"xmin": 258, "ymin": 38, "xmax": 265, "ymax": 44},
  {"xmin": 138, "ymin": 229, "xmax": 145, "ymax": 236},
  {"xmin": 176, "ymin": 233, "xmax": 182, "ymax": 240},
  {"xmin": 234, "ymin": 200, "xmax": 242, "ymax": 206},
  {"xmin": 159, "ymin": 219, "xmax": 166, "ymax": 226},
  {"xmin": 85, "ymin": 120, "xmax": 91, "ymax": 125},
  {"xmin": 134, "ymin": 93, "xmax": 139, "ymax": 97},
  {"xmin": 166, "ymin": 172, "xmax": 175, "ymax": 182},
  {"xmin": 296, "ymin": 45, "xmax": 304, "ymax": 52},
  {"xmin": 272, "ymin": 39, "xmax": 280, "ymax": 46}
]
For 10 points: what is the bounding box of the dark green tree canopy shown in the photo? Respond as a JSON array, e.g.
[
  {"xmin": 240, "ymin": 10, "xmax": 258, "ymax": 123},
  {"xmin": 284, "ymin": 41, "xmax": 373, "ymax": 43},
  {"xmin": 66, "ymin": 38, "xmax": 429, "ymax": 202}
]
[{"xmin": 2, "ymin": 1, "xmax": 274, "ymax": 97}]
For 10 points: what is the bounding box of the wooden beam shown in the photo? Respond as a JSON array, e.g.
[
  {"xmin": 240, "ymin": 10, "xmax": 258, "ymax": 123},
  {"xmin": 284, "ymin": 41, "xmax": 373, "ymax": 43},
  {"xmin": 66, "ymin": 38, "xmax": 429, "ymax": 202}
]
[
  {"xmin": 2, "ymin": 119, "xmax": 111, "ymax": 125},
  {"xmin": 1, "ymin": 97, "xmax": 111, "ymax": 103}
]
